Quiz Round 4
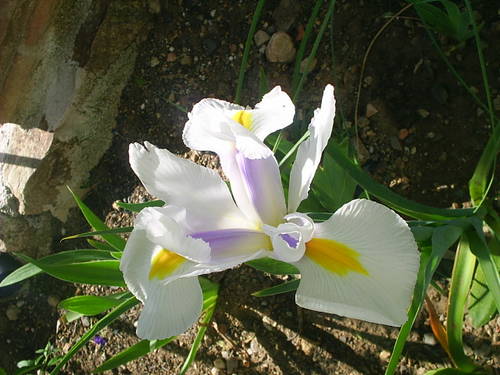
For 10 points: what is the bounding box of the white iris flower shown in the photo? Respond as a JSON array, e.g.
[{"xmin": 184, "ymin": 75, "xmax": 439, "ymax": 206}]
[{"xmin": 121, "ymin": 85, "xmax": 420, "ymax": 340}]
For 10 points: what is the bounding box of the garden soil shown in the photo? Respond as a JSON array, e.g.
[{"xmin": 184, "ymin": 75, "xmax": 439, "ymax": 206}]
[{"xmin": 1, "ymin": 0, "xmax": 499, "ymax": 374}]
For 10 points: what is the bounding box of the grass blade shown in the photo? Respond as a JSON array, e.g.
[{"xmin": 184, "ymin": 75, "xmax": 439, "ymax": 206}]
[
  {"xmin": 234, "ymin": 0, "xmax": 266, "ymax": 103},
  {"xmin": 252, "ymin": 279, "xmax": 300, "ymax": 297},
  {"xmin": 114, "ymin": 200, "xmax": 164, "ymax": 212},
  {"xmin": 246, "ymin": 257, "xmax": 299, "ymax": 275},
  {"xmin": 446, "ymin": 234, "xmax": 479, "ymax": 372},
  {"xmin": 68, "ymin": 187, "xmax": 126, "ymax": 251},
  {"xmin": 62, "ymin": 227, "xmax": 133, "ymax": 242},
  {"xmin": 50, "ymin": 297, "xmax": 139, "ymax": 375}
]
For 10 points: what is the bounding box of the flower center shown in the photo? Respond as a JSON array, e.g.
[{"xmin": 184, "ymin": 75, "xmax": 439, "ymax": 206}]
[
  {"xmin": 149, "ymin": 249, "xmax": 185, "ymax": 280},
  {"xmin": 305, "ymin": 238, "xmax": 368, "ymax": 276},
  {"xmin": 232, "ymin": 110, "xmax": 253, "ymax": 130}
]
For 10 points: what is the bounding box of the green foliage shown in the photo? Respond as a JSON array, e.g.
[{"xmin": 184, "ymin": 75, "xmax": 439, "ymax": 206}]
[
  {"xmin": 252, "ymin": 279, "xmax": 300, "ymax": 297},
  {"xmin": 412, "ymin": 0, "xmax": 474, "ymax": 42},
  {"xmin": 14, "ymin": 341, "xmax": 63, "ymax": 375},
  {"xmin": 114, "ymin": 200, "xmax": 165, "ymax": 212},
  {"xmin": 246, "ymin": 257, "xmax": 300, "ymax": 275}
]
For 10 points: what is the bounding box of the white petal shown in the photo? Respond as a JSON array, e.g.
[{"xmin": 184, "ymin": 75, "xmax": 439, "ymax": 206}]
[
  {"xmin": 129, "ymin": 142, "xmax": 252, "ymax": 231},
  {"xmin": 219, "ymin": 150, "xmax": 286, "ymax": 226},
  {"xmin": 182, "ymin": 98, "xmax": 242, "ymax": 155},
  {"xmin": 250, "ymin": 86, "xmax": 295, "ymax": 140},
  {"xmin": 136, "ymin": 277, "xmax": 203, "ymax": 339},
  {"xmin": 295, "ymin": 199, "xmax": 419, "ymax": 326},
  {"xmin": 288, "ymin": 85, "xmax": 336, "ymax": 213}
]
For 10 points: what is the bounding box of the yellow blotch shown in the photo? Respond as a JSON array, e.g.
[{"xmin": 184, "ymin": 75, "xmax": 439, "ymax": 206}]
[
  {"xmin": 305, "ymin": 238, "xmax": 369, "ymax": 276},
  {"xmin": 149, "ymin": 249, "xmax": 185, "ymax": 280},
  {"xmin": 232, "ymin": 110, "xmax": 253, "ymax": 130}
]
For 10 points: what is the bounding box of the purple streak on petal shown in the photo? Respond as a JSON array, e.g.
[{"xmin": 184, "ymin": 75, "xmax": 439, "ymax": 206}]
[
  {"xmin": 234, "ymin": 151, "xmax": 286, "ymax": 226},
  {"xmin": 190, "ymin": 228, "xmax": 270, "ymax": 260},
  {"xmin": 280, "ymin": 233, "xmax": 299, "ymax": 248}
]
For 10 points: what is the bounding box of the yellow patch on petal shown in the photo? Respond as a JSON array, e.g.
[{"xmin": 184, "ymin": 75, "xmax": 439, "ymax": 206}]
[
  {"xmin": 149, "ymin": 249, "xmax": 185, "ymax": 280},
  {"xmin": 305, "ymin": 238, "xmax": 369, "ymax": 276},
  {"xmin": 232, "ymin": 110, "xmax": 253, "ymax": 130}
]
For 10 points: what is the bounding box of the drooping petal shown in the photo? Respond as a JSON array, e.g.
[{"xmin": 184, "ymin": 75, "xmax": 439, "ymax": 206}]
[
  {"xmin": 129, "ymin": 142, "xmax": 252, "ymax": 232},
  {"xmin": 183, "ymin": 98, "xmax": 273, "ymax": 160},
  {"xmin": 263, "ymin": 213, "xmax": 314, "ymax": 263},
  {"xmin": 288, "ymin": 84, "xmax": 336, "ymax": 213},
  {"xmin": 248, "ymin": 86, "xmax": 295, "ymax": 140},
  {"xmin": 190, "ymin": 228, "xmax": 271, "ymax": 265},
  {"xmin": 220, "ymin": 150, "xmax": 286, "ymax": 226},
  {"xmin": 136, "ymin": 277, "xmax": 203, "ymax": 339},
  {"xmin": 294, "ymin": 199, "xmax": 419, "ymax": 326}
]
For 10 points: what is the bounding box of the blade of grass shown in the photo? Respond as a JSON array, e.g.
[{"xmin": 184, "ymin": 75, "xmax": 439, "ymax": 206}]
[
  {"xmin": 50, "ymin": 297, "xmax": 139, "ymax": 375},
  {"xmin": 68, "ymin": 187, "xmax": 126, "ymax": 251},
  {"xmin": 62, "ymin": 227, "xmax": 133, "ymax": 242},
  {"xmin": 234, "ymin": 0, "xmax": 266, "ymax": 103},
  {"xmin": 291, "ymin": 0, "xmax": 324, "ymax": 93},
  {"xmin": 252, "ymin": 279, "xmax": 300, "ymax": 297},
  {"xmin": 446, "ymin": 234, "xmax": 479, "ymax": 372}
]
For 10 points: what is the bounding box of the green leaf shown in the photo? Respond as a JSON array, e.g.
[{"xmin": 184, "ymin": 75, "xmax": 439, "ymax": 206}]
[
  {"xmin": 16, "ymin": 253, "xmax": 125, "ymax": 287},
  {"xmin": 252, "ymin": 279, "xmax": 300, "ymax": 297},
  {"xmin": 0, "ymin": 368, "xmax": 7, "ymax": 375},
  {"xmin": 246, "ymin": 257, "xmax": 299, "ymax": 275},
  {"xmin": 94, "ymin": 337, "xmax": 174, "ymax": 373},
  {"xmin": 311, "ymin": 140, "xmax": 357, "ymax": 211},
  {"xmin": 468, "ymin": 254, "xmax": 498, "ymax": 328},
  {"xmin": 50, "ymin": 297, "xmax": 139, "ymax": 375},
  {"xmin": 68, "ymin": 187, "xmax": 126, "ymax": 251},
  {"xmin": 469, "ymin": 119, "xmax": 500, "ymax": 206},
  {"xmin": 63, "ymin": 227, "xmax": 133, "ymax": 242},
  {"xmin": 327, "ymin": 142, "xmax": 476, "ymax": 221},
  {"xmin": 411, "ymin": 225, "xmax": 434, "ymax": 243},
  {"xmin": 447, "ymin": 234, "xmax": 480, "ymax": 372},
  {"xmin": 87, "ymin": 239, "xmax": 115, "ymax": 251},
  {"xmin": 114, "ymin": 200, "xmax": 165, "ymax": 212},
  {"xmin": 59, "ymin": 293, "xmax": 131, "ymax": 316},
  {"xmin": 0, "ymin": 250, "xmax": 115, "ymax": 287},
  {"xmin": 467, "ymin": 229, "xmax": 500, "ymax": 313},
  {"xmin": 424, "ymin": 368, "xmax": 486, "ymax": 375}
]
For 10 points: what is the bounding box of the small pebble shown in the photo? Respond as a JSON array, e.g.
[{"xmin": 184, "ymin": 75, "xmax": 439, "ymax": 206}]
[
  {"xmin": 150, "ymin": 56, "xmax": 160, "ymax": 67},
  {"xmin": 6, "ymin": 305, "xmax": 19, "ymax": 321},
  {"xmin": 47, "ymin": 295, "xmax": 60, "ymax": 307},
  {"xmin": 300, "ymin": 56, "xmax": 317, "ymax": 73},
  {"xmin": 213, "ymin": 358, "xmax": 225, "ymax": 369},
  {"xmin": 398, "ymin": 128, "xmax": 409, "ymax": 140},
  {"xmin": 417, "ymin": 108, "xmax": 430, "ymax": 118},
  {"xmin": 226, "ymin": 358, "xmax": 239, "ymax": 372},
  {"xmin": 423, "ymin": 333, "xmax": 437, "ymax": 346},
  {"xmin": 265, "ymin": 32, "xmax": 296, "ymax": 63},
  {"xmin": 366, "ymin": 103, "xmax": 378, "ymax": 118},
  {"xmin": 254, "ymin": 30, "xmax": 270, "ymax": 46},
  {"xmin": 379, "ymin": 350, "xmax": 391, "ymax": 361},
  {"xmin": 166, "ymin": 52, "xmax": 177, "ymax": 62}
]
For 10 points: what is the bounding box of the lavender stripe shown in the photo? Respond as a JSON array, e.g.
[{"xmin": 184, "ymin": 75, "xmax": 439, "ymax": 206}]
[{"xmin": 280, "ymin": 233, "xmax": 299, "ymax": 248}]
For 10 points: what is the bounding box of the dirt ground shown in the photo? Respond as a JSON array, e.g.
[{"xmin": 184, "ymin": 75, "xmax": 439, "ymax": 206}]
[{"xmin": 1, "ymin": 0, "xmax": 499, "ymax": 374}]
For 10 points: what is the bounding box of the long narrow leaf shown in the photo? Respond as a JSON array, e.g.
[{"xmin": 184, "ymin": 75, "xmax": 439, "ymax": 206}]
[
  {"xmin": 246, "ymin": 257, "xmax": 299, "ymax": 275},
  {"xmin": 62, "ymin": 227, "xmax": 133, "ymax": 242},
  {"xmin": 59, "ymin": 293, "xmax": 131, "ymax": 316},
  {"xmin": 50, "ymin": 297, "xmax": 139, "ymax": 375},
  {"xmin": 68, "ymin": 187, "xmax": 126, "ymax": 251},
  {"xmin": 252, "ymin": 279, "xmax": 300, "ymax": 297},
  {"xmin": 114, "ymin": 200, "xmax": 165, "ymax": 212}
]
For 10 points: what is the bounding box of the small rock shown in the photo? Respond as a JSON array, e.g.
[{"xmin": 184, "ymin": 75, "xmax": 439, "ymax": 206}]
[
  {"xmin": 390, "ymin": 136, "xmax": 402, "ymax": 151},
  {"xmin": 363, "ymin": 76, "xmax": 373, "ymax": 86},
  {"xmin": 379, "ymin": 350, "xmax": 391, "ymax": 361},
  {"xmin": 6, "ymin": 305, "xmax": 19, "ymax": 321},
  {"xmin": 426, "ymin": 131, "xmax": 435, "ymax": 139},
  {"xmin": 366, "ymin": 103, "xmax": 378, "ymax": 118},
  {"xmin": 210, "ymin": 368, "xmax": 219, "ymax": 375},
  {"xmin": 273, "ymin": 0, "xmax": 300, "ymax": 31},
  {"xmin": 410, "ymin": 146, "xmax": 417, "ymax": 155},
  {"xmin": 47, "ymin": 295, "xmax": 60, "ymax": 308},
  {"xmin": 417, "ymin": 108, "xmax": 430, "ymax": 118},
  {"xmin": 202, "ymin": 39, "xmax": 218, "ymax": 55},
  {"xmin": 147, "ymin": 0, "xmax": 161, "ymax": 14},
  {"xmin": 300, "ymin": 56, "xmax": 317, "ymax": 73},
  {"xmin": 213, "ymin": 358, "xmax": 225, "ymax": 369},
  {"xmin": 300, "ymin": 339, "xmax": 314, "ymax": 355},
  {"xmin": 265, "ymin": 32, "xmax": 296, "ymax": 63},
  {"xmin": 150, "ymin": 56, "xmax": 160, "ymax": 67},
  {"xmin": 254, "ymin": 30, "xmax": 270, "ymax": 46},
  {"xmin": 226, "ymin": 358, "xmax": 239, "ymax": 372},
  {"xmin": 423, "ymin": 333, "xmax": 437, "ymax": 345},
  {"xmin": 81, "ymin": 316, "xmax": 90, "ymax": 327},
  {"xmin": 398, "ymin": 128, "xmax": 410, "ymax": 140},
  {"xmin": 166, "ymin": 52, "xmax": 177, "ymax": 62}
]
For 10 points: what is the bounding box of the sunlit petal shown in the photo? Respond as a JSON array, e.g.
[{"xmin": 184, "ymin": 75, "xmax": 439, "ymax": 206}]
[
  {"xmin": 288, "ymin": 84, "xmax": 336, "ymax": 213},
  {"xmin": 294, "ymin": 199, "xmax": 419, "ymax": 326},
  {"xmin": 249, "ymin": 86, "xmax": 295, "ymax": 140},
  {"xmin": 136, "ymin": 277, "xmax": 203, "ymax": 339},
  {"xmin": 129, "ymin": 142, "xmax": 252, "ymax": 231},
  {"xmin": 220, "ymin": 150, "xmax": 286, "ymax": 226}
]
